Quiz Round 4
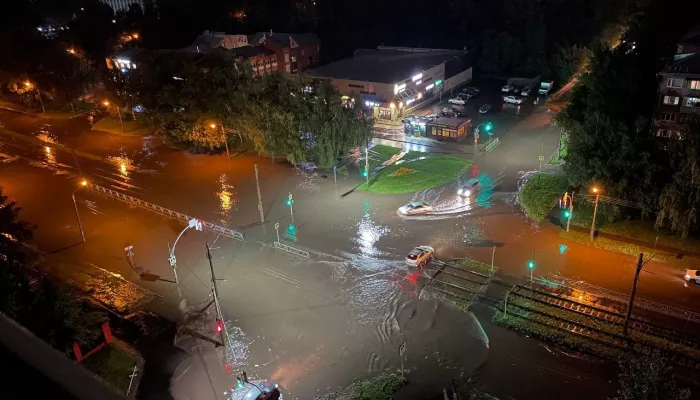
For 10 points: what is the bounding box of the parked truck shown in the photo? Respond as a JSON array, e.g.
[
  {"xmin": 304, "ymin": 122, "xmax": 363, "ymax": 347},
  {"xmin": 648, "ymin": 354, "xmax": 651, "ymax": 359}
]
[{"xmin": 538, "ymin": 80, "xmax": 554, "ymax": 95}]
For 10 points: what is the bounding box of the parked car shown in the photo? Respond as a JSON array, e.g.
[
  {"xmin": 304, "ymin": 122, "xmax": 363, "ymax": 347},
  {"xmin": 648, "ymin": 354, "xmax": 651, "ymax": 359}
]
[
  {"xmin": 685, "ymin": 269, "xmax": 700, "ymax": 284},
  {"xmin": 521, "ymin": 87, "xmax": 532, "ymax": 96},
  {"xmin": 448, "ymin": 97, "xmax": 466, "ymax": 106},
  {"xmin": 457, "ymin": 92, "xmax": 471, "ymax": 100},
  {"xmin": 463, "ymin": 87, "xmax": 480, "ymax": 96},
  {"xmin": 425, "ymin": 113, "xmax": 439, "ymax": 120},
  {"xmin": 405, "ymin": 246, "xmax": 435, "ymax": 267},
  {"xmin": 503, "ymin": 95, "xmax": 523, "ymax": 105},
  {"xmin": 479, "ymin": 104, "xmax": 491, "ymax": 114},
  {"xmin": 501, "ymin": 84, "xmax": 515, "ymax": 93},
  {"xmin": 399, "ymin": 201, "xmax": 432, "ymax": 215},
  {"xmin": 457, "ymin": 178, "xmax": 480, "ymax": 197},
  {"xmin": 402, "ymin": 115, "xmax": 417, "ymax": 124}
]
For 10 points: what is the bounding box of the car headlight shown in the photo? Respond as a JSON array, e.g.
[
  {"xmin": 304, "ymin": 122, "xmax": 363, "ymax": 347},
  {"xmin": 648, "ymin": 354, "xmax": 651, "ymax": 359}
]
[
  {"xmin": 457, "ymin": 189, "xmax": 463, "ymax": 195},
  {"xmin": 464, "ymin": 190, "xmax": 471, "ymax": 196},
  {"xmin": 399, "ymin": 207, "xmax": 407, "ymax": 213},
  {"xmin": 686, "ymin": 274, "xmax": 691, "ymax": 279}
]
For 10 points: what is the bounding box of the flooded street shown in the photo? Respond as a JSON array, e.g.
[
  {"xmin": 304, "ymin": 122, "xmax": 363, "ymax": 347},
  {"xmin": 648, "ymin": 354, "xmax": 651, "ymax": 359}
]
[{"xmin": 0, "ymin": 109, "xmax": 646, "ymax": 399}]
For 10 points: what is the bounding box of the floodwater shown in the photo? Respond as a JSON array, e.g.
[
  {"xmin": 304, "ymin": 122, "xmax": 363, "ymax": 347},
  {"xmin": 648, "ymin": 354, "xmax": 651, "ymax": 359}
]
[{"xmin": 0, "ymin": 109, "xmax": 630, "ymax": 399}]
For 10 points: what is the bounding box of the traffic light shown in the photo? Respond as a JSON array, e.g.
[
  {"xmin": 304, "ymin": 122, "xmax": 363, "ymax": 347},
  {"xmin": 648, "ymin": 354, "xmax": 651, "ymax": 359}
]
[
  {"xmin": 362, "ymin": 169, "xmax": 368, "ymax": 177},
  {"xmin": 215, "ymin": 318, "xmax": 224, "ymax": 333},
  {"xmin": 528, "ymin": 260, "xmax": 535, "ymax": 269},
  {"xmin": 286, "ymin": 199, "xmax": 292, "ymax": 206},
  {"xmin": 485, "ymin": 122, "xmax": 493, "ymax": 132},
  {"xmin": 236, "ymin": 376, "xmax": 245, "ymax": 389},
  {"xmin": 563, "ymin": 210, "xmax": 571, "ymax": 218},
  {"xmin": 287, "ymin": 224, "xmax": 296, "ymax": 236}
]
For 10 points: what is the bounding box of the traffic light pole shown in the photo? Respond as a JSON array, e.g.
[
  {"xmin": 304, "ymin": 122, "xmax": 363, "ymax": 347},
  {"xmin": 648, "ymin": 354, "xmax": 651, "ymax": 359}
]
[
  {"xmin": 623, "ymin": 253, "xmax": 644, "ymax": 336},
  {"xmin": 254, "ymin": 164, "xmax": 265, "ymax": 224},
  {"xmin": 530, "ymin": 250, "xmax": 535, "ymax": 283},
  {"xmin": 566, "ymin": 191, "xmax": 574, "ymax": 232},
  {"xmin": 206, "ymin": 243, "xmax": 230, "ymax": 355},
  {"xmin": 365, "ymin": 145, "xmax": 369, "ymax": 186}
]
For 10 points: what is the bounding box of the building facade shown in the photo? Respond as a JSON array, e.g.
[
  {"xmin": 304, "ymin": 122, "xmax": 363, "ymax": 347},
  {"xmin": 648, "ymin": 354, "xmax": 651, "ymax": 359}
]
[
  {"xmin": 248, "ymin": 32, "xmax": 320, "ymax": 73},
  {"xmin": 653, "ymin": 52, "xmax": 700, "ymax": 138},
  {"xmin": 307, "ymin": 47, "xmax": 472, "ymax": 122},
  {"xmin": 427, "ymin": 117, "xmax": 471, "ymax": 142},
  {"xmin": 232, "ymin": 46, "xmax": 279, "ymax": 76}
]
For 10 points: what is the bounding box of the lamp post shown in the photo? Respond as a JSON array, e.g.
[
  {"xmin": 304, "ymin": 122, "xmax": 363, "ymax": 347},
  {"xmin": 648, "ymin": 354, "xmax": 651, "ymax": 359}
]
[
  {"xmin": 589, "ymin": 186, "xmax": 601, "ymax": 240},
  {"xmin": 210, "ymin": 123, "xmax": 231, "ymax": 161},
  {"xmin": 102, "ymin": 100, "xmax": 123, "ymax": 132},
  {"xmin": 168, "ymin": 218, "xmax": 203, "ymax": 284},
  {"xmin": 71, "ymin": 180, "xmax": 87, "ymax": 243},
  {"xmin": 25, "ymin": 81, "xmax": 45, "ymax": 116}
]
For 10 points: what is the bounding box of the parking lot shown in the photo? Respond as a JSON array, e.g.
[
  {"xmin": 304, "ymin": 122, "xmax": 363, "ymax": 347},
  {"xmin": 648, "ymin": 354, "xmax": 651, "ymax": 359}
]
[{"xmin": 401, "ymin": 78, "xmax": 542, "ymax": 140}]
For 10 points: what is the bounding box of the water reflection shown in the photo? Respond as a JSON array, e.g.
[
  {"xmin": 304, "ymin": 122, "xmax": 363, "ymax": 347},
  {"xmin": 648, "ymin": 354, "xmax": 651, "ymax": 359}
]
[
  {"xmin": 44, "ymin": 146, "xmax": 56, "ymax": 165},
  {"xmin": 354, "ymin": 216, "xmax": 390, "ymax": 257},
  {"xmin": 107, "ymin": 154, "xmax": 134, "ymax": 180},
  {"xmin": 216, "ymin": 173, "xmax": 236, "ymax": 225}
]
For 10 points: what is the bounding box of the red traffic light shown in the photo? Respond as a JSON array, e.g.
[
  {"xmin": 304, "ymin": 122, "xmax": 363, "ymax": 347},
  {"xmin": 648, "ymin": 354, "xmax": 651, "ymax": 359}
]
[{"xmin": 215, "ymin": 318, "xmax": 224, "ymax": 332}]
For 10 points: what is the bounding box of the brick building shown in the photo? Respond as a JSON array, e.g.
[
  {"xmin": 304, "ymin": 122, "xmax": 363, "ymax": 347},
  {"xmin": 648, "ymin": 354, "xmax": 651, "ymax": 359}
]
[
  {"xmin": 232, "ymin": 46, "xmax": 279, "ymax": 76},
  {"xmin": 248, "ymin": 31, "xmax": 320, "ymax": 73},
  {"xmin": 653, "ymin": 52, "xmax": 700, "ymax": 138}
]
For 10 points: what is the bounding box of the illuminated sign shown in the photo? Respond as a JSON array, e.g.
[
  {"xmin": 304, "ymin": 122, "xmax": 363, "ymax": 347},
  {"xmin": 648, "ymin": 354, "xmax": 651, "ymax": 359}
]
[
  {"xmin": 394, "ymin": 83, "xmax": 407, "ymax": 94},
  {"xmin": 412, "ymin": 73, "xmax": 423, "ymax": 82},
  {"xmin": 435, "ymin": 79, "xmax": 443, "ymax": 86},
  {"xmin": 425, "ymin": 84, "xmax": 434, "ymax": 90}
]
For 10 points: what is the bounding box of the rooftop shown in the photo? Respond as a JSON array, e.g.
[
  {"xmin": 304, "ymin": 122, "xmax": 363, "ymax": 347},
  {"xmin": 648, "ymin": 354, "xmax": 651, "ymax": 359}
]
[
  {"xmin": 249, "ymin": 31, "xmax": 320, "ymax": 48},
  {"xmin": 307, "ymin": 48, "xmax": 468, "ymax": 84},
  {"xmin": 663, "ymin": 52, "xmax": 700, "ymax": 75},
  {"xmin": 429, "ymin": 117, "xmax": 471, "ymax": 128},
  {"xmin": 232, "ymin": 45, "xmax": 276, "ymax": 59}
]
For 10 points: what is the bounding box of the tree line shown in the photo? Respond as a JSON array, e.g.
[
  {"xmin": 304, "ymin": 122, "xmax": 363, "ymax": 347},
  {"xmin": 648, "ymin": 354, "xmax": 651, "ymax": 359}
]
[
  {"xmin": 555, "ymin": 0, "xmax": 700, "ymax": 238},
  {"xmin": 109, "ymin": 50, "xmax": 373, "ymax": 166}
]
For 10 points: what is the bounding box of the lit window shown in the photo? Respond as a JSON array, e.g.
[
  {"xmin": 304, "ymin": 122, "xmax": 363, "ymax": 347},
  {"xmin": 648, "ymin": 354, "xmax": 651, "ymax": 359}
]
[
  {"xmin": 663, "ymin": 96, "xmax": 679, "ymax": 105},
  {"xmin": 690, "ymin": 80, "xmax": 700, "ymax": 90},
  {"xmin": 686, "ymin": 97, "xmax": 700, "ymax": 107},
  {"xmin": 656, "ymin": 129, "xmax": 672, "ymax": 138},
  {"xmin": 666, "ymin": 78, "xmax": 683, "ymax": 88},
  {"xmin": 660, "ymin": 112, "xmax": 676, "ymax": 122}
]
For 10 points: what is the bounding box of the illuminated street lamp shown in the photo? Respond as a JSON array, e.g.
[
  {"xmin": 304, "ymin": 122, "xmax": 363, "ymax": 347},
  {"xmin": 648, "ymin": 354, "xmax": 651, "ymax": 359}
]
[
  {"xmin": 67, "ymin": 48, "xmax": 76, "ymax": 55},
  {"xmin": 209, "ymin": 123, "xmax": 231, "ymax": 161},
  {"xmin": 24, "ymin": 81, "xmax": 45, "ymax": 116},
  {"xmin": 102, "ymin": 99, "xmax": 124, "ymax": 132},
  {"xmin": 72, "ymin": 179, "xmax": 88, "ymax": 243},
  {"xmin": 589, "ymin": 186, "xmax": 601, "ymax": 240}
]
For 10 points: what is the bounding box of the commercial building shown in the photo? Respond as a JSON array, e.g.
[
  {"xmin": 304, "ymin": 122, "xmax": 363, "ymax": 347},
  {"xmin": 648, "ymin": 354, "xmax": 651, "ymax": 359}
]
[
  {"xmin": 653, "ymin": 50, "xmax": 700, "ymax": 138},
  {"xmin": 426, "ymin": 117, "xmax": 471, "ymax": 142},
  {"xmin": 248, "ymin": 31, "xmax": 321, "ymax": 73},
  {"xmin": 307, "ymin": 47, "xmax": 472, "ymax": 122},
  {"xmin": 181, "ymin": 31, "xmax": 249, "ymax": 53}
]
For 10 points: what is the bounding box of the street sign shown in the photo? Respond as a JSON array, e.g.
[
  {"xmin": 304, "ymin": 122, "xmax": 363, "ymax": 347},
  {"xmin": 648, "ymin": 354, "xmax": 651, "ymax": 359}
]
[
  {"xmin": 274, "ymin": 222, "xmax": 280, "ymax": 230},
  {"xmin": 474, "ymin": 133, "xmax": 480, "ymax": 139},
  {"xmin": 169, "ymin": 255, "xmax": 176, "ymax": 267},
  {"xmin": 538, "ymin": 155, "xmax": 545, "ymax": 161},
  {"xmin": 288, "ymin": 193, "xmax": 293, "ymax": 201},
  {"xmin": 399, "ymin": 342, "xmax": 406, "ymax": 356},
  {"xmin": 124, "ymin": 245, "xmax": 134, "ymax": 257}
]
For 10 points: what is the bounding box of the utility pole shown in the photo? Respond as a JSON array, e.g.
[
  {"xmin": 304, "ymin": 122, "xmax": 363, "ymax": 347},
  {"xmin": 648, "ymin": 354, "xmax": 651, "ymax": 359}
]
[
  {"xmin": 116, "ymin": 105, "xmax": 124, "ymax": 132},
  {"xmin": 220, "ymin": 124, "xmax": 230, "ymax": 162},
  {"xmin": 474, "ymin": 127, "xmax": 479, "ymax": 156},
  {"xmin": 71, "ymin": 193, "xmax": 86, "ymax": 243},
  {"xmin": 365, "ymin": 144, "xmax": 369, "ymax": 186},
  {"xmin": 206, "ymin": 243, "xmax": 227, "ymax": 350},
  {"xmin": 491, "ymin": 246, "xmax": 496, "ymax": 274},
  {"xmin": 566, "ymin": 191, "xmax": 574, "ymax": 232},
  {"xmin": 623, "ymin": 253, "xmax": 644, "ymax": 336},
  {"xmin": 539, "ymin": 141, "xmax": 543, "ymax": 172},
  {"xmin": 254, "ymin": 164, "xmax": 265, "ymax": 224},
  {"xmin": 589, "ymin": 188, "xmax": 600, "ymax": 240}
]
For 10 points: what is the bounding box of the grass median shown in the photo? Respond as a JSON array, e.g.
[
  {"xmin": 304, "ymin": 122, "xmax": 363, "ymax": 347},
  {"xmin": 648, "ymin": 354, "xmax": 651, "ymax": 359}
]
[
  {"xmin": 358, "ymin": 152, "xmax": 471, "ymax": 194},
  {"xmin": 81, "ymin": 343, "xmax": 140, "ymax": 394},
  {"xmin": 92, "ymin": 117, "xmax": 152, "ymax": 136},
  {"xmin": 519, "ymin": 173, "xmax": 569, "ymax": 222},
  {"xmin": 315, "ymin": 373, "xmax": 406, "ymax": 400}
]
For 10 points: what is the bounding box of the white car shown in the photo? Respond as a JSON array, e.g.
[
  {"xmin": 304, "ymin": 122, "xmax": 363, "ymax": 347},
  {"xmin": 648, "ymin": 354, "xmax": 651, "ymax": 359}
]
[
  {"xmin": 399, "ymin": 201, "xmax": 432, "ymax": 215},
  {"xmin": 457, "ymin": 178, "xmax": 480, "ymax": 197},
  {"xmin": 448, "ymin": 98, "xmax": 466, "ymax": 106},
  {"xmin": 405, "ymin": 246, "xmax": 434, "ymax": 267},
  {"xmin": 501, "ymin": 84, "xmax": 515, "ymax": 93},
  {"xmin": 685, "ymin": 269, "xmax": 700, "ymax": 284},
  {"xmin": 503, "ymin": 95, "xmax": 523, "ymax": 105}
]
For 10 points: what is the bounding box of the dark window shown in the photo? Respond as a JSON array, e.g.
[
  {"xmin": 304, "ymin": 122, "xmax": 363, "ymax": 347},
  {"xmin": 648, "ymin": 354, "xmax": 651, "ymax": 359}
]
[{"xmin": 660, "ymin": 112, "xmax": 676, "ymax": 122}]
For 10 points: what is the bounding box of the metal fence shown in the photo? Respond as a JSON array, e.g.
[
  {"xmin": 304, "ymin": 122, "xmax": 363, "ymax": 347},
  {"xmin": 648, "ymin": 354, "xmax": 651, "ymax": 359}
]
[
  {"xmin": 484, "ymin": 137, "xmax": 500, "ymax": 152},
  {"xmin": 87, "ymin": 184, "xmax": 244, "ymax": 242},
  {"xmin": 273, "ymin": 241, "xmax": 310, "ymax": 258},
  {"xmin": 564, "ymin": 280, "xmax": 700, "ymax": 324}
]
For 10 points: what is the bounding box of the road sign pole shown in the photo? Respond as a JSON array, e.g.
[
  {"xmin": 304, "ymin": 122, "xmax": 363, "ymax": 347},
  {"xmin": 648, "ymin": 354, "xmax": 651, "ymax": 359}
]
[
  {"xmin": 398, "ymin": 342, "xmax": 406, "ymax": 379},
  {"xmin": 530, "ymin": 250, "xmax": 535, "ymax": 283},
  {"xmin": 274, "ymin": 222, "xmax": 280, "ymax": 243},
  {"xmin": 491, "ymin": 246, "xmax": 495, "ymax": 274},
  {"xmin": 566, "ymin": 191, "xmax": 574, "ymax": 232},
  {"xmin": 254, "ymin": 164, "xmax": 265, "ymax": 224},
  {"xmin": 288, "ymin": 193, "xmax": 294, "ymax": 223}
]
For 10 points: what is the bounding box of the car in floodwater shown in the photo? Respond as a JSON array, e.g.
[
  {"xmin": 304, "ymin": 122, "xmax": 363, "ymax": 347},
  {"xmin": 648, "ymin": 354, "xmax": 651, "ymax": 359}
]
[
  {"xmin": 399, "ymin": 201, "xmax": 433, "ymax": 215},
  {"xmin": 457, "ymin": 178, "xmax": 480, "ymax": 198},
  {"xmin": 685, "ymin": 269, "xmax": 700, "ymax": 284},
  {"xmin": 405, "ymin": 245, "xmax": 435, "ymax": 267}
]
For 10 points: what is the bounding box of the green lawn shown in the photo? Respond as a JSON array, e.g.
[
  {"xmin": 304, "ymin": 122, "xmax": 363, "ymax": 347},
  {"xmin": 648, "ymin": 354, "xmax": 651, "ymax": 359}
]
[
  {"xmin": 597, "ymin": 220, "xmax": 700, "ymax": 254},
  {"xmin": 334, "ymin": 374, "xmax": 406, "ymax": 400},
  {"xmin": 92, "ymin": 117, "xmax": 152, "ymax": 136},
  {"xmin": 81, "ymin": 343, "xmax": 139, "ymax": 394},
  {"xmin": 366, "ymin": 144, "xmax": 401, "ymax": 171},
  {"xmin": 357, "ymin": 153, "xmax": 471, "ymax": 194},
  {"xmin": 519, "ymin": 173, "xmax": 569, "ymax": 222}
]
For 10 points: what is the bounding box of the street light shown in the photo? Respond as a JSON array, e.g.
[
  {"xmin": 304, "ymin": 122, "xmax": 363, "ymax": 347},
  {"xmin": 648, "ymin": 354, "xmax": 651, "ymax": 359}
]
[
  {"xmin": 72, "ymin": 179, "xmax": 88, "ymax": 243},
  {"xmin": 209, "ymin": 123, "xmax": 231, "ymax": 161},
  {"xmin": 24, "ymin": 81, "xmax": 45, "ymax": 116},
  {"xmin": 589, "ymin": 186, "xmax": 601, "ymax": 240},
  {"xmin": 102, "ymin": 99, "xmax": 124, "ymax": 132}
]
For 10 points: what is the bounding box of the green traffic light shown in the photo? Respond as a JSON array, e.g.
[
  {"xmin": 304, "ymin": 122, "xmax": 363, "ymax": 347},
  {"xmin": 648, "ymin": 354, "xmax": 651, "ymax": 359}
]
[
  {"xmin": 286, "ymin": 199, "xmax": 291, "ymax": 206},
  {"xmin": 485, "ymin": 123, "xmax": 492, "ymax": 132},
  {"xmin": 288, "ymin": 224, "xmax": 296, "ymax": 234},
  {"xmin": 362, "ymin": 170, "xmax": 368, "ymax": 177},
  {"xmin": 528, "ymin": 261, "xmax": 535, "ymax": 269},
  {"xmin": 564, "ymin": 210, "xmax": 570, "ymax": 218}
]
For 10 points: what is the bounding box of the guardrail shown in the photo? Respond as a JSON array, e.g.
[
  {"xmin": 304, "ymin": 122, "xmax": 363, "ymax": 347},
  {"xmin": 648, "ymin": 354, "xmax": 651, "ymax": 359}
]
[
  {"xmin": 563, "ymin": 280, "xmax": 700, "ymax": 324},
  {"xmin": 484, "ymin": 137, "xmax": 500, "ymax": 152},
  {"xmin": 273, "ymin": 241, "xmax": 310, "ymax": 258},
  {"xmin": 87, "ymin": 184, "xmax": 244, "ymax": 241}
]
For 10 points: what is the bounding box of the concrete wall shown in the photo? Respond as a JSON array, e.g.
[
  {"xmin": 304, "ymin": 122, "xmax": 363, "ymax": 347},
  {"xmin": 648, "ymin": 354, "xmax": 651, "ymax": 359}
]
[
  {"xmin": 443, "ymin": 67, "xmax": 473, "ymax": 94},
  {"xmin": 0, "ymin": 313, "xmax": 126, "ymax": 400}
]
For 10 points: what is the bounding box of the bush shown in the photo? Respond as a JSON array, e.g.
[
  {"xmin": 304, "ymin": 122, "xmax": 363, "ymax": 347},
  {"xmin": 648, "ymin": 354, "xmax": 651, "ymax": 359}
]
[{"xmin": 519, "ymin": 173, "xmax": 569, "ymax": 222}]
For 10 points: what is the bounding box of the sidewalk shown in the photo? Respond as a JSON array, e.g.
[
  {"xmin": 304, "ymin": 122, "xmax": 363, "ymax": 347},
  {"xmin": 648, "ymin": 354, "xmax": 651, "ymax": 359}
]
[{"xmin": 0, "ymin": 99, "xmax": 96, "ymax": 120}]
